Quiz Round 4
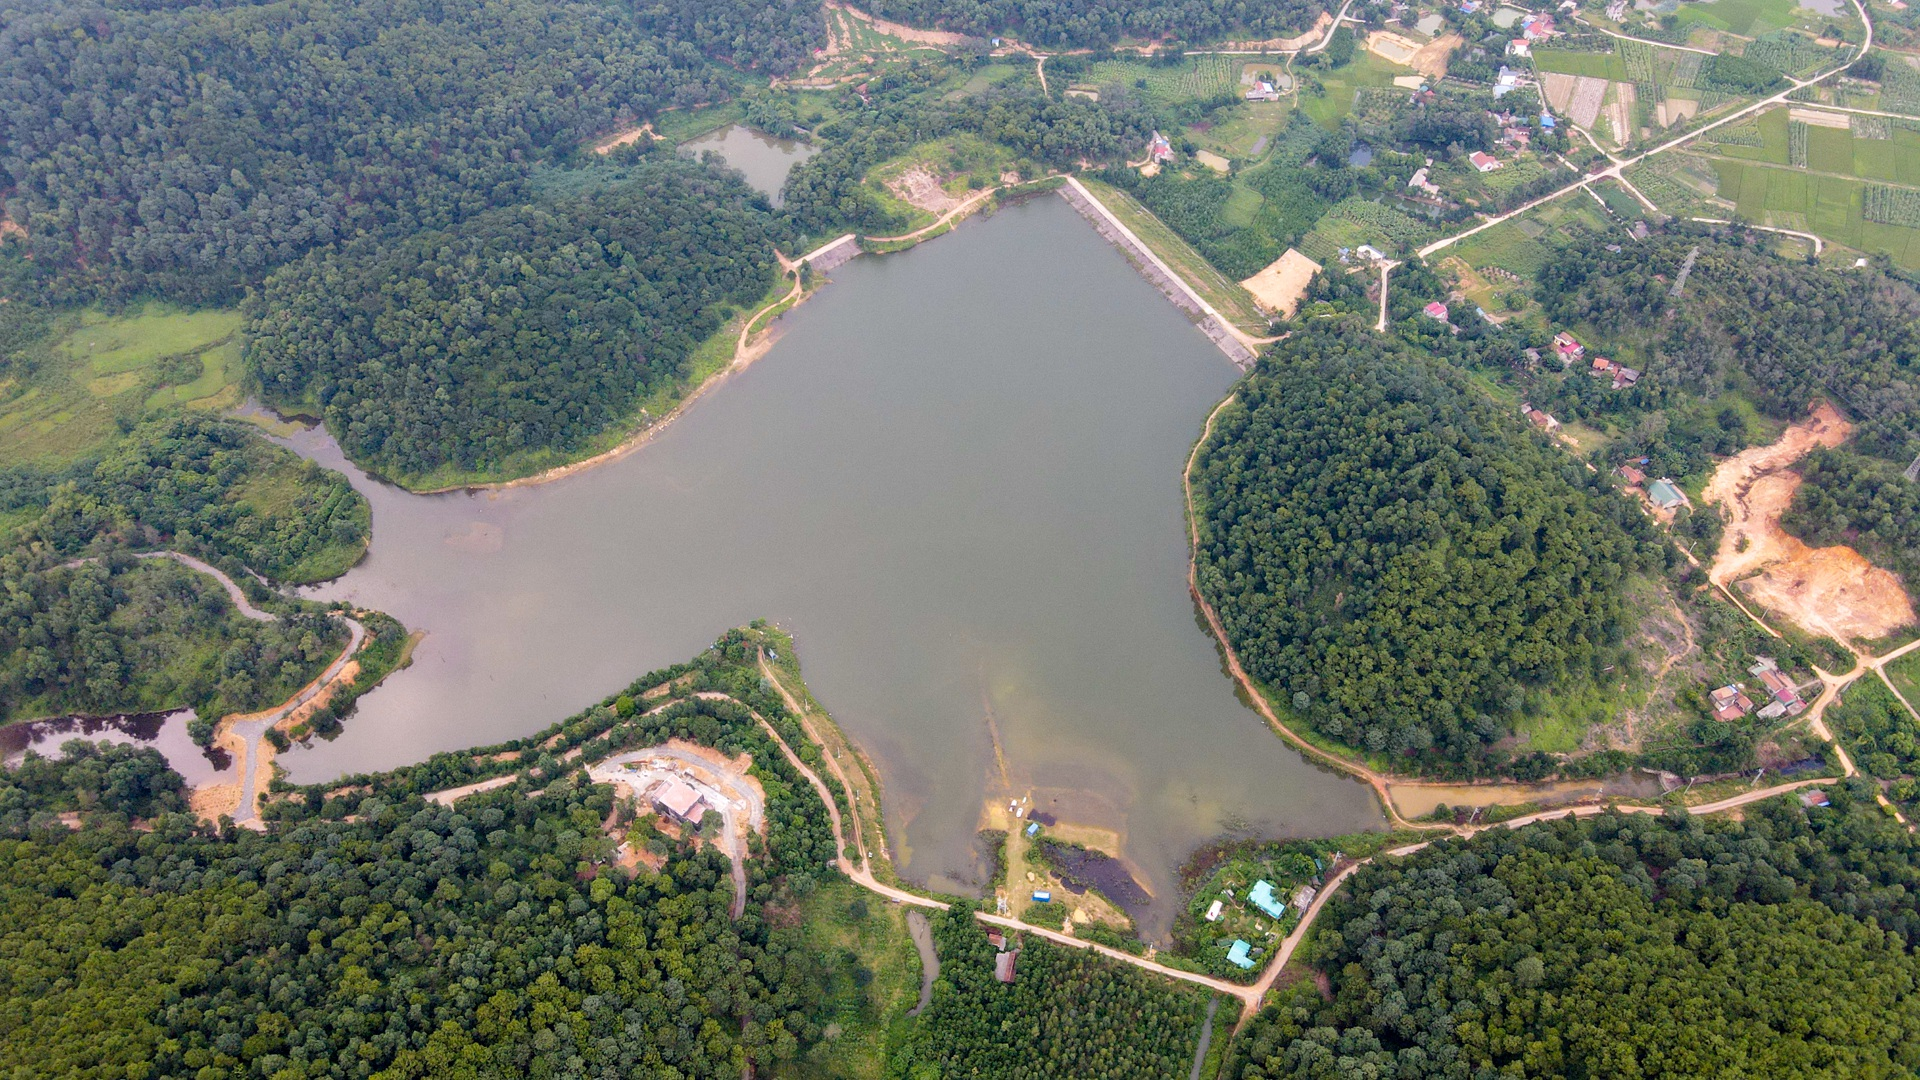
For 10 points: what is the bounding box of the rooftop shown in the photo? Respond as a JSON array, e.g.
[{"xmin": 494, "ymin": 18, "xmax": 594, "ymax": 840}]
[
  {"xmin": 1249, "ymin": 879, "xmax": 1287, "ymax": 919},
  {"xmin": 1227, "ymin": 939, "xmax": 1256, "ymax": 969}
]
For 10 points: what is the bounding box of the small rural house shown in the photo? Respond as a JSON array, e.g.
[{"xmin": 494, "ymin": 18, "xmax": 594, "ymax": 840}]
[
  {"xmin": 654, "ymin": 779, "xmax": 707, "ymax": 824},
  {"xmin": 995, "ymin": 950, "xmax": 1018, "ymax": 983},
  {"xmin": 1471, "ymin": 151, "xmax": 1503, "ymax": 172},
  {"xmin": 1616, "ymin": 464, "xmax": 1646, "ymax": 485},
  {"xmin": 1227, "ymin": 940, "xmax": 1257, "ymax": 970},
  {"xmin": 1246, "ymin": 78, "xmax": 1282, "ymax": 102},
  {"xmin": 1521, "ymin": 403, "xmax": 1561, "ymax": 432},
  {"xmin": 1750, "ymin": 658, "xmax": 1807, "ymax": 715},
  {"xmin": 1248, "ymin": 880, "xmax": 1287, "ymax": 919},
  {"xmin": 1205, "ymin": 899, "xmax": 1225, "ymax": 922},
  {"xmin": 1709, "ymin": 684, "xmax": 1755, "ymax": 721},
  {"xmin": 1031, "ymin": 890, "xmax": 1052, "ymax": 903},
  {"xmin": 1424, "ymin": 300, "xmax": 1449, "ymax": 320},
  {"xmin": 1646, "ymin": 478, "xmax": 1687, "ymax": 511},
  {"xmin": 1147, "ymin": 131, "xmax": 1175, "ymax": 164},
  {"xmin": 1801, "ymin": 789, "xmax": 1831, "ymax": 808},
  {"xmin": 1293, "ymin": 883, "xmax": 1318, "ymax": 910}
]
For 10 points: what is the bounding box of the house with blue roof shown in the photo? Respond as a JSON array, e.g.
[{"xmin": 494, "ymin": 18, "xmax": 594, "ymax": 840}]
[
  {"xmin": 1227, "ymin": 940, "xmax": 1256, "ymax": 969},
  {"xmin": 1248, "ymin": 879, "xmax": 1287, "ymax": 920}
]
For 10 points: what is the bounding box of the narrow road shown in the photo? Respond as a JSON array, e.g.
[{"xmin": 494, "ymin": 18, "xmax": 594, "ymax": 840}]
[
  {"xmin": 1420, "ymin": 0, "xmax": 1872, "ymax": 260},
  {"xmin": 67, "ymin": 549, "xmax": 372, "ymax": 824},
  {"xmin": 1305, "ymin": 0, "xmax": 1356, "ymax": 53},
  {"xmin": 229, "ymin": 613, "xmax": 367, "ymax": 824},
  {"xmin": 1189, "ymin": 997, "xmax": 1219, "ymax": 1080},
  {"xmin": 1576, "ymin": 17, "xmax": 1718, "ymax": 55},
  {"xmin": 1690, "ymin": 217, "xmax": 1823, "ymax": 253}
]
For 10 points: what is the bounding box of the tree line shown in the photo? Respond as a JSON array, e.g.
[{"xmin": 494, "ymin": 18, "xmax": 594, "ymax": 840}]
[
  {"xmin": 863, "ymin": 0, "xmax": 1326, "ymax": 48},
  {"xmin": 1226, "ymin": 791, "xmax": 1920, "ymax": 1078}
]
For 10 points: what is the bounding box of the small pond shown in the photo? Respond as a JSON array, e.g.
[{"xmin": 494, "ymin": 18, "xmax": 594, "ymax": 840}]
[{"xmin": 679, "ymin": 125, "xmax": 818, "ymax": 206}]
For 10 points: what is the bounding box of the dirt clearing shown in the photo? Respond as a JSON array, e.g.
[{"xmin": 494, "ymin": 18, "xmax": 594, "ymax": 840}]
[
  {"xmin": 886, "ymin": 166, "xmax": 966, "ymax": 214},
  {"xmin": 1408, "ymin": 33, "xmax": 1463, "ymax": 80},
  {"xmin": 1569, "ymin": 76, "xmax": 1609, "ymax": 130},
  {"xmin": 1703, "ymin": 402, "xmax": 1915, "ymax": 641},
  {"xmin": 593, "ymin": 123, "xmax": 658, "ymax": 155},
  {"xmin": 1240, "ymin": 248, "xmax": 1322, "ymax": 316},
  {"xmin": 1789, "ymin": 107, "xmax": 1851, "ymax": 129}
]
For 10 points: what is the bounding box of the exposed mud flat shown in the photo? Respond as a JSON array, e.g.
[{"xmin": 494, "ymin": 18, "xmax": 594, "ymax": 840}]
[{"xmin": 1703, "ymin": 403, "xmax": 1915, "ymax": 641}]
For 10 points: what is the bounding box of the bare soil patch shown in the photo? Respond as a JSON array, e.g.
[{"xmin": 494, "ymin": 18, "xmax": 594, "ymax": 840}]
[
  {"xmin": 1788, "ymin": 107, "xmax": 1851, "ymax": 129},
  {"xmin": 1367, "ymin": 30, "xmax": 1422, "ymax": 65},
  {"xmin": 1609, "ymin": 83, "xmax": 1637, "ymax": 144},
  {"xmin": 886, "ymin": 166, "xmax": 966, "ymax": 214},
  {"xmin": 827, "ymin": 1, "xmax": 969, "ymax": 47},
  {"xmin": 1408, "ymin": 32, "xmax": 1463, "ymax": 79},
  {"xmin": 592, "ymin": 123, "xmax": 658, "ymax": 155},
  {"xmin": 1704, "ymin": 402, "xmax": 1916, "ymax": 641},
  {"xmin": 1216, "ymin": 12, "xmax": 1332, "ymax": 51},
  {"xmin": 1542, "ymin": 72, "xmax": 1578, "ymax": 113},
  {"xmin": 1240, "ymin": 248, "xmax": 1322, "ymax": 316},
  {"xmin": 1569, "ymin": 76, "xmax": 1609, "ymax": 130}
]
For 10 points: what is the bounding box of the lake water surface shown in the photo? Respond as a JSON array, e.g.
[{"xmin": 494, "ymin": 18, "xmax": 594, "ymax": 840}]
[{"xmin": 283, "ymin": 197, "xmax": 1383, "ymax": 935}]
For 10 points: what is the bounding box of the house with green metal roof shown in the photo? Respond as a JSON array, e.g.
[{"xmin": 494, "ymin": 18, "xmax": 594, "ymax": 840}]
[
  {"xmin": 1227, "ymin": 939, "xmax": 1256, "ymax": 969},
  {"xmin": 1248, "ymin": 879, "xmax": 1287, "ymax": 920}
]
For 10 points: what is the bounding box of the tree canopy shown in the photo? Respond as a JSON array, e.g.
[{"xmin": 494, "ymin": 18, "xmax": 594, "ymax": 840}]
[
  {"xmin": 1227, "ymin": 792, "xmax": 1920, "ymax": 1079},
  {"xmin": 246, "ymin": 158, "xmax": 780, "ymax": 482},
  {"xmin": 1193, "ymin": 322, "xmax": 1652, "ymax": 765},
  {"xmin": 862, "ymin": 0, "xmax": 1327, "ymax": 48},
  {"xmin": 0, "ymin": 0, "xmax": 821, "ymax": 303}
]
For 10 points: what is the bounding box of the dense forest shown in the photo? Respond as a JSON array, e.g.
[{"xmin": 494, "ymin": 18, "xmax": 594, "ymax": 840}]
[
  {"xmin": 1193, "ymin": 322, "xmax": 1656, "ymax": 766},
  {"xmin": 894, "ymin": 903, "xmax": 1212, "ymax": 1078},
  {"xmin": 247, "ymin": 158, "xmax": 779, "ymax": 481},
  {"xmin": 0, "ymin": 634, "xmax": 850, "ymax": 1078},
  {"xmin": 1226, "ymin": 791, "xmax": 1920, "ymax": 1079},
  {"xmin": 0, "ymin": 415, "xmax": 368, "ymax": 723},
  {"xmin": 863, "ymin": 0, "xmax": 1326, "ymax": 47},
  {"xmin": 0, "ymin": 553, "xmax": 344, "ymax": 725},
  {"xmin": 0, "ymin": 0, "xmax": 821, "ymax": 303}
]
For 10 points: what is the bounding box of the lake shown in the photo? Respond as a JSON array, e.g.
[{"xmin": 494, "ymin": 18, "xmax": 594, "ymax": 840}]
[
  {"xmin": 679, "ymin": 124, "xmax": 818, "ymax": 206},
  {"xmin": 281, "ymin": 196, "xmax": 1384, "ymax": 936}
]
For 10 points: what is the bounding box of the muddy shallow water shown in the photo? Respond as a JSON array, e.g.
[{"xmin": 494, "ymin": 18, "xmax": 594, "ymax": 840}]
[{"xmin": 267, "ymin": 197, "xmax": 1384, "ymax": 938}]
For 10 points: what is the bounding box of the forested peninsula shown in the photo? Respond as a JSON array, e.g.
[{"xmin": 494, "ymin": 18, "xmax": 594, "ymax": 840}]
[
  {"xmin": 246, "ymin": 160, "xmax": 783, "ymax": 484},
  {"xmin": 0, "ymin": 416, "xmax": 373, "ymax": 726},
  {"xmin": 1193, "ymin": 322, "xmax": 1656, "ymax": 769}
]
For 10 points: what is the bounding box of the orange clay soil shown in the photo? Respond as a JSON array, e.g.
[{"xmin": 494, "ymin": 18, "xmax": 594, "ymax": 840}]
[{"xmin": 1703, "ymin": 402, "xmax": 1915, "ymax": 641}]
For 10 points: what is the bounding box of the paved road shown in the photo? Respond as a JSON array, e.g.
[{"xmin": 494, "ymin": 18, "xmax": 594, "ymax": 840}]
[{"xmin": 1420, "ymin": 0, "xmax": 1873, "ymax": 260}]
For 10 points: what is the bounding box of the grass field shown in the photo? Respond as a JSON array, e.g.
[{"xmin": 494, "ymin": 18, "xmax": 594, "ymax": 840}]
[
  {"xmin": 1532, "ymin": 48, "xmax": 1632, "ymax": 82},
  {"xmin": 1080, "ymin": 53, "xmax": 1240, "ymax": 104},
  {"xmin": 1301, "ymin": 52, "xmax": 1409, "ymax": 130},
  {"xmin": 1889, "ymin": 652, "xmax": 1920, "ymax": 716},
  {"xmin": 783, "ymin": 879, "xmax": 922, "ymax": 1080},
  {"xmin": 0, "ymin": 304, "xmax": 245, "ymax": 468},
  {"xmin": 1190, "ymin": 99, "xmax": 1294, "ymax": 160},
  {"xmin": 1079, "ymin": 176, "xmax": 1270, "ymax": 333},
  {"xmin": 1670, "ymin": 0, "xmax": 1818, "ymax": 37}
]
